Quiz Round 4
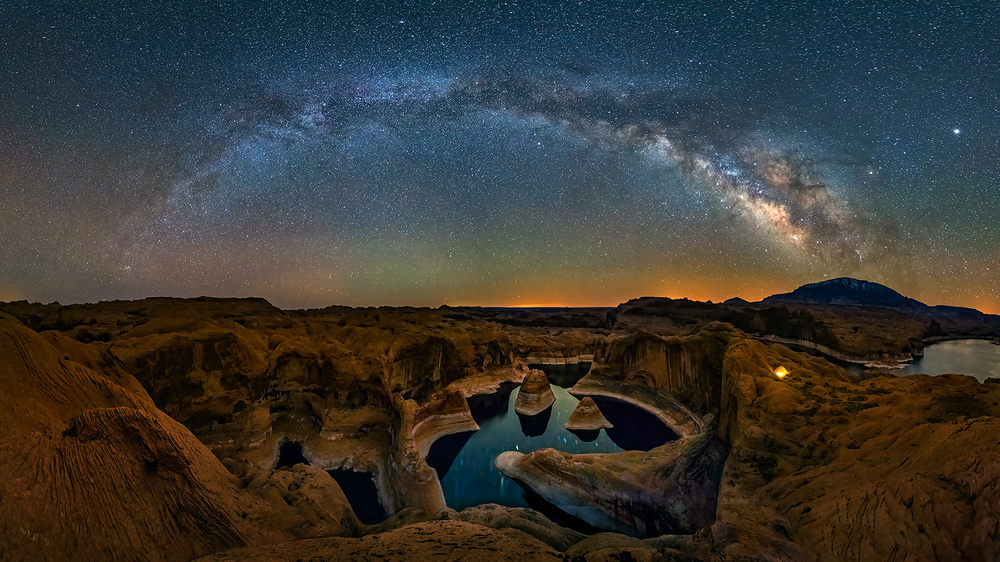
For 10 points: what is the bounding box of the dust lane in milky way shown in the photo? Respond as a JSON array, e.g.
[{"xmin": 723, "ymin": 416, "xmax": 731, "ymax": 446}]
[{"xmin": 1, "ymin": 2, "xmax": 998, "ymax": 311}]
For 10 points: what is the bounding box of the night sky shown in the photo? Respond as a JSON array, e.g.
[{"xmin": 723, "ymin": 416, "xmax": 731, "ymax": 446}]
[{"xmin": 2, "ymin": 1, "xmax": 998, "ymax": 311}]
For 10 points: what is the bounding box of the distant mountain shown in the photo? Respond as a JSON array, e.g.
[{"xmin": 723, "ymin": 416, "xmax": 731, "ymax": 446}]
[{"xmin": 762, "ymin": 277, "xmax": 927, "ymax": 309}]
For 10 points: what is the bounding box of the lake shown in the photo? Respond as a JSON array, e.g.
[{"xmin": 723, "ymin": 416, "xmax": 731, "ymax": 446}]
[
  {"xmin": 426, "ymin": 364, "xmax": 676, "ymax": 512},
  {"xmin": 898, "ymin": 339, "xmax": 1000, "ymax": 382}
]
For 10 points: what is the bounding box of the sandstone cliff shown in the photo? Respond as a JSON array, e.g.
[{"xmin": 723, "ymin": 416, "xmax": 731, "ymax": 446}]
[
  {"xmin": 590, "ymin": 323, "xmax": 737, "ymax": 415},
  {"xmin": 2, "ymin": 296, "xmax": 999, "ymax": 561},
  {"xmin": 0, "ymin": 313, "xmax": 356, "ymax": 561}
]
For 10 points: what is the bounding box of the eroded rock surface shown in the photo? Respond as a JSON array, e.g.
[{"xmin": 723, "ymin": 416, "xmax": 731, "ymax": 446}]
[
  {"xmin": 513, "ymin": 369, "xmax": 555, "ymax": 415},
  {"xmin": 0, "ymin": 313, "xmax": 356, "ymax": 561},
  {"xmin": 2, "ymin": 292, "xmax": 999, "ymax": 561},
  {"xmin": 495, "ymin": 427, "xmax": 728, "ymax": 538},
  {"xmin": 193, "ymin": 520, "xmax": 563, "ymax": 561},
  {"xmin": 589, "ymin": 324, "xmax": 735, "ymax": 415},
  {"xmin": 564, "ymin": 396, "xmax": 613, "ymax": 431},
  {"xmin": 706, "ymin": 338, "xmax": 1000, "ymax": 561}
]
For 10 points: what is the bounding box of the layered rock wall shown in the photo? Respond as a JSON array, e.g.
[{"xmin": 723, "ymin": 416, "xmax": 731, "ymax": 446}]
[
  {"xmin": 591, "ymin": 324, "xmax": 736, "ymax": 415},
  {"xmin": 0, "ymin": 313, "xmax": 356, "ymax": 561}
]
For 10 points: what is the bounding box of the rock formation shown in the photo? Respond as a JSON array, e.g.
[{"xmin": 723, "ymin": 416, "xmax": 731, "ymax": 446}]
[
  {"xmin": 614, "ymin": 278, "xmax": 1000, "ymax": 363},
  {"xmin": 517, "ymin": 405, "xmax": 552, "ymax": 437},
  {"xmin": 588, "ymin": 324, "xmax": 734, "ymax": 415},
  {"xmin": 563, "ymin": 396, "xmax": 613, "ymax": 431},
  {"xmin": 707, "ymin": 337, "xmax": 1000, "ymax": 560},
  {"xmin": 513, "ymin": 369, "xmax": 556, "ymax": 415},
  {"xmin": 193, "ymin": 520, "xmax": 564, "ymax": 561},
  {"xmin": 1, "ymin": 287, "xmax": 999, "ymax": 560},
  {"xmin": 0, "ymin": 312, "xmax": 357, "ymax": 561},
  {"xmin": 495, "ymin": 427, "xmax": 728, "ymax": 538}
]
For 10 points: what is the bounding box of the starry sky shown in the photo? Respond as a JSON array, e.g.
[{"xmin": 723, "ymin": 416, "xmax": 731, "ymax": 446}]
[{"xmin": 2, "ymin": 1, "xmax": 998, "ymax": 311}]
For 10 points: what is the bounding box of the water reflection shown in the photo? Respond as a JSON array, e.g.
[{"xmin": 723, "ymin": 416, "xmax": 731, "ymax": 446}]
[
  {"xmin": 593, "ymin": 396, "xmax": 680, "ymax": 450},
  {"xmin": 898, "ymin": 339, "xmax": 1000, "ymax": 382},
  {"xmin": 468, "ymin": 381, "xmax": 517, "ymax": 424},
  {"xmin": 528, "ymin": 362, "xmax": 591, "ymax": 387},
  {"xmin": 424, "ymin": 431, "xmax": 474, "ymax": 480},
  {"xmin": 427, "ymin": 366, "xmax": 674, "ymax": 512},
  {"xmin": 516, "ymin": 406, "xmax": 552, "ymax": 437},
  {"xmin": 567, "ymin": 428, "xmax": 600, "ymax": 442}
]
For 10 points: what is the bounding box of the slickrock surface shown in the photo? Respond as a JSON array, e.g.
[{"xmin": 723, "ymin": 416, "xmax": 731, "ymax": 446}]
[
  {"xmin": 1, "ymin": 294, "xmax": 999, "ymax": 561},
  {"xmin": 0, "ymin": 313, "xmax": 356, "ymax": 561},
  {"xmin": 193, "ymin": 520, "xmax": 563, "ymax": 561},
  {"xmin": 513, "ymin": 369, "xmax": 556, "ymax": 415},
  {"xmin": 704, "ymin": 338, "xmax": 1000, "ymax": 561},
  {"xmin": 564, "ymin": 396, "xmax": 613, "ymax": 430},
  {"xmin": 496, "ymin": 428, "xmax": 727, "ymax": 538}
]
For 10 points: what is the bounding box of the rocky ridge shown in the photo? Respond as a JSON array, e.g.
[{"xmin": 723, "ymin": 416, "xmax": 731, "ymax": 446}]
[{"xmin": 1, "ymin": 282, "xmax": 999, "ymax": 560}]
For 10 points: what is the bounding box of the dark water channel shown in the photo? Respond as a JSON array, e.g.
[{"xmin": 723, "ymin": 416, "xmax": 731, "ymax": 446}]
[
  {"xmin": 326, "ymin": 469, "xmax": 388, "ymax": 524},
  {"xmin": 274, "ymin": 441, "xmax": 388, "ymax": 525},
  {"xmin": 426, "ymin": 363, "xmax": 676, "ymax": 516}
]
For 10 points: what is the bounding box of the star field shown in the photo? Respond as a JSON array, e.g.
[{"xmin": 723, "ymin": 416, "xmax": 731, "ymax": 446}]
[{"xmin": 1, "ymin": 1, "xmax": 998, "ymax": 311}]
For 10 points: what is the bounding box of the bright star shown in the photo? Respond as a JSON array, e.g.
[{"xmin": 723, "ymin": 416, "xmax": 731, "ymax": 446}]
[{"xmin": 953, "ymin": 128, "xmax": 961, "ymax": 135}]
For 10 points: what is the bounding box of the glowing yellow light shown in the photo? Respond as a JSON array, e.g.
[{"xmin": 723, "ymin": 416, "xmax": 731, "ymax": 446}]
[{"xmin": 774, "ymin": 366, "xmax": 788, "ymax": 378}]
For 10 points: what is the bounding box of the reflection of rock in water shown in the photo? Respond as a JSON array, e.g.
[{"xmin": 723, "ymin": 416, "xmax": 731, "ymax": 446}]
[
  {"xmin": 426, "ymin": 431, "xmax": 475, "ymax": 479},
  {"xmin": 517, "ymin": 405, "xmax": 552, "ymax": 437},
  {"xmin": 521, "ymin": 487, "xmax": 603, "ymax": 536},
  {"xmin": 468, "ymin": 382, "xmax": 518, "ymax": 424},
  {"xmin": 326, "ymin": 469, "xmax": 388, "ymax": 525},
  {"xmin": 275, "ymin": 441, "xmax": 309, "ymax": 468},
  {"xmin": 590, "ymin": 397, "xmax": 677, "ymax": 451},
  {"xmin": 535, "ymin": 362, "xmax": 592, "ymax": 388},
  {"xmin": 567, "ymin": 428, "xmax": 600, "ymax": 442}
]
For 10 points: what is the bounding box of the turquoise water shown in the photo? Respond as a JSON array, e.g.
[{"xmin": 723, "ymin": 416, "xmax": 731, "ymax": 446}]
[
  {"xmin": 427, "ymin": 368, "xmax": 674, "ymax": 511},
  {"xmin": 899, "ymin": 339, "xmax": 1000, "ymax": 382},
  {"xmin": 429, "ymin": 384, "xmax": 619, "ymax": 510}
]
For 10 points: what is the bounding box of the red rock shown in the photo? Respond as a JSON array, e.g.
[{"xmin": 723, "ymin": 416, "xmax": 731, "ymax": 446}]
[
  {"xmin": 514, "ymin": 369, "xmax": 555, "ymax": 415},
  {"xmin": 564, "ymin": 396, "xmax": 613, "ymax": 430}
]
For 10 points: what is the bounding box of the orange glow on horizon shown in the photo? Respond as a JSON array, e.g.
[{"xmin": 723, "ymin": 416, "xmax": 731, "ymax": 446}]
[
  {"xmin": 503, "ymin": 302, "xmax": 583, "ymax": 308},
  {"xmin": 454, "ymin": 294, "xmax": 1000, "ymax": 316},
  {"xmin": 455, "ymin": 300, "xmax": 618, "ymax": 308}
]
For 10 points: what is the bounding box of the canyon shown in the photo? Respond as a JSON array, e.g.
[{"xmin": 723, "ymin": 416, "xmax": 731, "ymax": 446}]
[{"xmin": 1, "ymin": 278, "xmax": 999, "ymax": 560}]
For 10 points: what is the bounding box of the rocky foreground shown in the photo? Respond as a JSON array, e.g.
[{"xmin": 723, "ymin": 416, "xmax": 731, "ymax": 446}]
[{"xmin": 1, "ymin": 287, "xmax": 999, "ymax": 560}]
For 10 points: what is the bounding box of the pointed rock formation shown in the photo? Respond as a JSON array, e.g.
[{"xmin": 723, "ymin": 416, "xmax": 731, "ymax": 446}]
[
  {"xmin": 513, "ymin": 370, "xmax": 555, "ymax": 415},
  {"xmin": 564, "ymin": 397, "xmax": 613, "ymax": 431}
]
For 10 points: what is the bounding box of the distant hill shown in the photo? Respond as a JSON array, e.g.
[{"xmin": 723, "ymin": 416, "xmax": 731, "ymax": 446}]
[
  {"xmin": 762, "ymin": 277, "xmax": 927, "ymax": 309},
  {"xmin": 761, "ymin": 277, "xmax": 994, "ymax": 318}
]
